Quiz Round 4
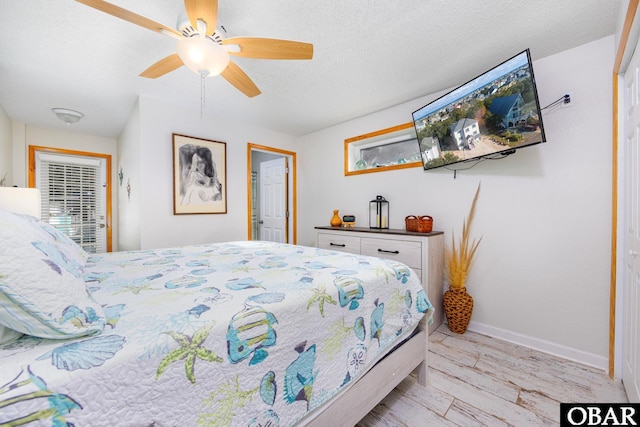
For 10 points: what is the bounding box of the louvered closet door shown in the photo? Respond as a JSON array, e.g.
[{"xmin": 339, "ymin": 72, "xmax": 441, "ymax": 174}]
[{"xmin": 35, "ymin": 152, "xmax": 107, "ymax": 253}]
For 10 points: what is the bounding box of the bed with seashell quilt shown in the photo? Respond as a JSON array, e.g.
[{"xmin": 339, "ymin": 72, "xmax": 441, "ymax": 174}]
[{"xmin": 0, "ymin": 206, "xmax": 432, "ymax": 427}]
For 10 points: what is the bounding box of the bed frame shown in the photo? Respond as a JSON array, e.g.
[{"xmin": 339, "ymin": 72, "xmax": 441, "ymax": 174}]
[
  {"xmin": 0, "ymin": 187, "xmax": 433, "ymax": 426},
  {"xmin": 304, "ymin": 322, "xmax": 429, "ymax": 426}
]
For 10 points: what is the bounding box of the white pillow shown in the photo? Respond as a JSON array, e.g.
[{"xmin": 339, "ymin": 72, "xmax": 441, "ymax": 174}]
[
  {"xmin": 0, "ymin": 208, "xmax": 105, "ymax": 339},
  {"xmin": 18, "ymin": 212, "xmax": 88, "ymax": 276}
]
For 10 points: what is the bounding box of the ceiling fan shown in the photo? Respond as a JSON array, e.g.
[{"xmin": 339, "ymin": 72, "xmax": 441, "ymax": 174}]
[{"xmin": 75, "ymin": 0, "xmax": 314, "ymax": 97}]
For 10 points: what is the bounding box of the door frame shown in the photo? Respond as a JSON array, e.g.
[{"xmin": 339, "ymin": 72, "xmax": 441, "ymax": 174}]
[
  {"xmin": 28, "ymin": 145, "xmax": 113, "ymax": 252},
  {"xmin": 247, "ymin": 143, "xmax": 297, "ymax": 244},
  {"xmin": 612, "ymin": 0, "xmax": 640, "ymax": 379}
]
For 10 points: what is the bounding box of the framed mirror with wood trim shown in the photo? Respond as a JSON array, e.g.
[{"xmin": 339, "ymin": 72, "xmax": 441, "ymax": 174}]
[{"xmin": 344, "ymin": 122, "xmax": 422, "ymax": 176}]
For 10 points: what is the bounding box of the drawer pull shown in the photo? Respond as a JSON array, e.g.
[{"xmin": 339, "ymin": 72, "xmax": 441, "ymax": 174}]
[
  {"xmin": 330, "ymin": 243, "xmax": 346, "ymax": 247},
  {"xmin": 378, "ymin": 249, "xmax": 400, "ymax": 254}
]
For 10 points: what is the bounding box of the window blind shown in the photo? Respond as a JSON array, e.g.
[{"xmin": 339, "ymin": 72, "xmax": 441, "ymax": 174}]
[{"xmin": 38, "ymin": 154, "xmax": 105, "ymax": 253}]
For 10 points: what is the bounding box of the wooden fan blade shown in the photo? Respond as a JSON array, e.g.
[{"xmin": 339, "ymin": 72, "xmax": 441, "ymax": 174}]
[
  {"xmin": 140, "ymin": 53, "xmax": 184, "ymax": 78},
  {"xmin": 76, "ymin": 0, "xmax": 182, "ymax": 37},
  {"xmin": 184, "ymin": 0, "xmax": 218, "ymax": 35},
  {"xmin": 223, "ymin": 37, "xmax": 313, "ymax": 60},
  {"xmin": 220, "ymin": 61, "xmax": 261, "ymax": 98}
]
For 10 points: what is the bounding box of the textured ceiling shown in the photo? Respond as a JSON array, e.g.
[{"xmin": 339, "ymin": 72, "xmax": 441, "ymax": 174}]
[{"xmin": 0, "ymin": 0, "xmax": 622, "ymax": 138}]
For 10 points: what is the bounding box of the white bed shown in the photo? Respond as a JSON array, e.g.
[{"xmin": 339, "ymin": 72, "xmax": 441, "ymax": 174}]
[{"xmin": 0, "ymin": 188, "xmax": 431, "ymax": 426}]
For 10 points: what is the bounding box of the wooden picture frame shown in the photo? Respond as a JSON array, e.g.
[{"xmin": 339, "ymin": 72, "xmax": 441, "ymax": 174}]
[{"xmin": 173, "ymin": 134, "xmax": 227, "ymax": 214}]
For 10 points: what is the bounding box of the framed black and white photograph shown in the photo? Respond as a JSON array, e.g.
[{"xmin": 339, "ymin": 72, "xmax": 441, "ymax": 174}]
[{"xmin": 173, "ymin": 134, "xmax": 227, "ymax": 215}]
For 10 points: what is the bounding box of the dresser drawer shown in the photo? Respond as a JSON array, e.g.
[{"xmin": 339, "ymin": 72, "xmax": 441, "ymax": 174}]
[
  {"xmin": 317, "ymin": 232, "xmax": 360, "ymax": 253},
  {"xmin": 360, "ymin": 237, "xmax": 421, "ymax": 269}
]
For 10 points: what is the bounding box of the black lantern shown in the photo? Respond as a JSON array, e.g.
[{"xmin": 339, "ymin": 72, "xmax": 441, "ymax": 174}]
[{"xmin": 369, "ymin": 195, "xmax": 389, "ymax": 229}]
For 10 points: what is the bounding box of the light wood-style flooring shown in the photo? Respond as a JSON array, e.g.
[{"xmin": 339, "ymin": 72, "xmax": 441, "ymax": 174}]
[{"xmin": 357, "ymin": 325, "xmax": 628, "ymax": 426}]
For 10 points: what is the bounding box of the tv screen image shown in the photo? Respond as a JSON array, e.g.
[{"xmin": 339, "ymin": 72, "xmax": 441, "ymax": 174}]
[{"xmin": 412, "ymin": 49, "xmax": 546, "ymax": 171}]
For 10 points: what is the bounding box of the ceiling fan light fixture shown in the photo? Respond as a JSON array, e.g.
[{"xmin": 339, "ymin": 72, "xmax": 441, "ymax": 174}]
[
  {"xmin": 51, "ymin": 108, "xmax": 84, "ymax": 125},
  {"xmin": 177, "ymin": 36, "xmax": 230, "ymax": 77}
]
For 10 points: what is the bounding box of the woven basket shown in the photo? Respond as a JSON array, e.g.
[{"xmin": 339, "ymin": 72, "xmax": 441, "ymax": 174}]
[
  {"xmin": 405, "ymin": 215, "xmax": 418, "ymax": 232},
  {"xmin": 405, "ymin": 215, "xmax": 433, "ymax": 233},
  {"xmin": 417, "ymin": 215, "xmax": 433, "ymax": 232},
  {"xmin": 443, "ymin": 287, "xmax": 474, "ymax": 334}
]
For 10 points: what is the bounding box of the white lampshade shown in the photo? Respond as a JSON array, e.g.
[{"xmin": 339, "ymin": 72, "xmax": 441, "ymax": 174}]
[
  {"xmin": 177, "ymin": 36, "xmax": 230, "ymax": 77},
  {"xmin": 0, "ymin": 187, "xmax": 42, "ymax": 219}
]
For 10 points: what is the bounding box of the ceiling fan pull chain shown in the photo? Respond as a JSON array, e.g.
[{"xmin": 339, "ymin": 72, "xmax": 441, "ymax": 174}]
[{"xmin": 200, "ymin": 72, "xmax": 206, "ymax": 119}]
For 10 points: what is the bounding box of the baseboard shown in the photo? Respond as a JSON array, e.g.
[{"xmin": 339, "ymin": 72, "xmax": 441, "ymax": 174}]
[{"xmin": 463, "ymin": 320, "xmax": 609, "ymax": 372}]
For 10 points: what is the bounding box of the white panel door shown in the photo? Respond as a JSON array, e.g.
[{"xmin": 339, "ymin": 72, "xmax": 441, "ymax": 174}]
[
  {"xmin": 259, "ymin": 157, "xmax": 288, "ymax": 243},
  {"xmin": 622, "ymin": 37, "xmax": 640, "ymax": 403}
]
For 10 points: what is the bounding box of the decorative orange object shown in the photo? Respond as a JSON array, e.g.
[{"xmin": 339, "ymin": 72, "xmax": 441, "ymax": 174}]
[
  {"xmin": 330, "ymin": 210, "xmax": 342, "ymax": 227},
  {"xmin": 443, "ymin": 287, "xmax": 474, "ymax": 334},
  {"xmin": 405, "ymin": 215, "xmax": 433, "ymax": 233}
]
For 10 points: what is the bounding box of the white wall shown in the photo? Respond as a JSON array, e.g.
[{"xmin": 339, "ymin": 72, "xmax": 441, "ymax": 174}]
[
  {"xmin": 135, "ymin": 96, "xmax": 298, "ymax": 249},
  {"xmin": 116, "ymin": 99, "xmax": 141, "ymax": 251},
  {"xmin": 297, "ymin": 36, "xmax": 614, "ymax": 368},
  {"xmin": 0, "ymin": 106, "xmax": 12, "ymax": 186}
]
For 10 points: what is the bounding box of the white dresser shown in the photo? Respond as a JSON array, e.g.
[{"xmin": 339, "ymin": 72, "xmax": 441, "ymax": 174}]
[{"xmin": 315, "ymin": 226, "xmax": 444, "ymax": 334}]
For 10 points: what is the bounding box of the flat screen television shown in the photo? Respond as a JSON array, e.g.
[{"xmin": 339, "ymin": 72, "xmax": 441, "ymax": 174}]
[{"xmin": 412, "ymin": 49, "xmax": 546, "ymax": 171}]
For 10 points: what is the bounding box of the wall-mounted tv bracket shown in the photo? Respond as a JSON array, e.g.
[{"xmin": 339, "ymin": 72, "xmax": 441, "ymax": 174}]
[
  {"xmin": 448, "ymin": 149, "xmax": 517, "ymax": 178},
  {"xmin": 542, "ymin": 93, "xmax": 571, "ymax": 110}
]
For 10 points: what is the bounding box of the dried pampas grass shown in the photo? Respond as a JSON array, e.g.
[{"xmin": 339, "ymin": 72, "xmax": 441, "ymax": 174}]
[{"xmin": 446, "ymin": 183, "xmax": 482, "ymax": 289}]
